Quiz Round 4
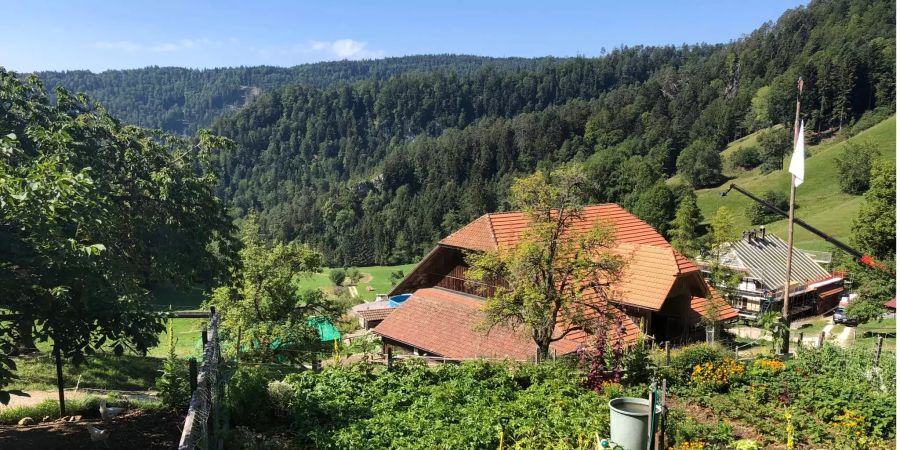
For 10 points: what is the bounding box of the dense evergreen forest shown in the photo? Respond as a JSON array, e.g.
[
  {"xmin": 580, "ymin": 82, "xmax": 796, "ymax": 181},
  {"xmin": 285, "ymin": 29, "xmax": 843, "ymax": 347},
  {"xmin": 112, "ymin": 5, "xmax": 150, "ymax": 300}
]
[
  {"xmin": 37, "ymin": 0, "xmax": 896, "ymax": 266},
  {"xmin": 36, "ymin": 55, "xmax": 563, "ymax": 134}
]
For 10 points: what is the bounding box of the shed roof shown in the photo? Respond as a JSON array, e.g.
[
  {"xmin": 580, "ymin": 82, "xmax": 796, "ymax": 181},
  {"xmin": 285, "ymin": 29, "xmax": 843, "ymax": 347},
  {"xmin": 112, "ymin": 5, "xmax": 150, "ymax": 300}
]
[{"xmin": 719, "ymin": 235, "xmax": 830, "ymax": 291}]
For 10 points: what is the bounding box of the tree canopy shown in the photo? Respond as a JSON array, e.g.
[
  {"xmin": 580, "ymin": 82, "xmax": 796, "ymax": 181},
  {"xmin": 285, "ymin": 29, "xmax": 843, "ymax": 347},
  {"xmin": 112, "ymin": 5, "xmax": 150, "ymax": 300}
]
[
  {"xmin": 0, "ymin": 70, "xmax": 237, "ymax": 405},
  {"xmin": 465, "ymin": 165, "xmax": 625, "ymax": 359}
]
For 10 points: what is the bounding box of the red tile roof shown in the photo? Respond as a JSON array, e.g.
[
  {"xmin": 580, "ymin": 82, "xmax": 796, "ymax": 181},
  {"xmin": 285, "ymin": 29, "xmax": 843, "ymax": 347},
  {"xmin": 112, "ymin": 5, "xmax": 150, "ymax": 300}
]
[
  {"xmin": 357, "ymin": 308, "xmax": 394, "ymax": 322},
  {"xmin": 373, "ymin": 288, "xmax": 580, "ymax": 360},
  {"xmin": 440, "ymin": 214, "xmax": 497, "ymax": 251},
  {"xmin": 439, "ymin": 204, "xmax": 704, "ymax": 311},
  {"xmin": 689, "ymin": 296, "xmax": 739, "ymax": 322}
]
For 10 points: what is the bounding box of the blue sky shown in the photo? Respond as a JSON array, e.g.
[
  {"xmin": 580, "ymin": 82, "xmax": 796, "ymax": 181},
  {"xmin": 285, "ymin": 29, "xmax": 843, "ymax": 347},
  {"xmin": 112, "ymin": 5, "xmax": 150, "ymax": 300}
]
[{"xmin": 1, "ymin": 1, "xmax": 807, "ymax": 73}]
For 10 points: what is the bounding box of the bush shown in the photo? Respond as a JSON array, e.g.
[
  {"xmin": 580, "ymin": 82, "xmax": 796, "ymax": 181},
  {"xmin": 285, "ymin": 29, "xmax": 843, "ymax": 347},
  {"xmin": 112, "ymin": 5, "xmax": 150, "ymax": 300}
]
[
  {"xmin": 671, "ymin": 343, "xmax": 730, "ymax": 382},
  {"xmin": 329, "ymin": 268, "xmax": 346, "ymax": 286},
  {"xmin": 848, "ymin": 106, "xmax": 893, "ymax": 137},
  {"xmin": 728, "ymin": 146, "xmax": 762, "ymax": 171},
  {"xmin": 226, "ymin": 366, "xmax": 273, "ymax": 427},
  {"xmin": 834, "ymin": 141, "xmax": 879, "ymax": 195},
  {"xmin": 745, "ymin": 190, "xmax": 789, "ymax": 225}
]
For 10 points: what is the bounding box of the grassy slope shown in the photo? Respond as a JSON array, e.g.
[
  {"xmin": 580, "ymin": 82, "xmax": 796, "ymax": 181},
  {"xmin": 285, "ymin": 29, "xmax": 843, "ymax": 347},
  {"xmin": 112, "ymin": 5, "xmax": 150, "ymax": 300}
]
[
  {"xmin": 295, "ymin": 263, "xmax": 418, "ymax": 302},
  {"xmin": 719, "ymin": 125, "xmax": 783, "ymax": 178},
  {"xmin": 695, "ymin": 116, "xmax": 896, "ymax": 252}
]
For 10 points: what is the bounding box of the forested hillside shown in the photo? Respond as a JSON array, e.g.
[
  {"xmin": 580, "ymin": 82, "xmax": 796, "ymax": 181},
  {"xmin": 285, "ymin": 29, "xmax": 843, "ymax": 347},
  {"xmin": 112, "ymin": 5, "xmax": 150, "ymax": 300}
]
[
  {"xmin": 35, "ymin": 55, "xmax": 562, "ymax": 134},
  {"xmin": 206, "ymin": 0, "xmax": 894, "ymax": 266}
]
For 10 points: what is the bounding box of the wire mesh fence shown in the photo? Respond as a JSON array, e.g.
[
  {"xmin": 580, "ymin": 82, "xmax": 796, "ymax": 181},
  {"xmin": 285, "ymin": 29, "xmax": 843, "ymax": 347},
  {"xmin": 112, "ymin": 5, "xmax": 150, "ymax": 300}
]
[{"xmin": 178, "ymin": 309, "xmax": 225, "ymax": 450}]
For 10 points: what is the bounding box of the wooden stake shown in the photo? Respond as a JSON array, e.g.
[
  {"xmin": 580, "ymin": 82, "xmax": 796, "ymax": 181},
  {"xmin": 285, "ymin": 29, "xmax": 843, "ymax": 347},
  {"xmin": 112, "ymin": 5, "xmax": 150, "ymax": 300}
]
[
  {"xmin": 818, "ymin": 331, "xmax": 825, "ymax": 348},
  {"xmin": 664, "ymin": 341, "xmax": 670, "ymax": 366},
  {"xmin": 189, "ymin": 357, "xmax": 198, "ymax": 394},
  {"xmin": 875, "ymin": 336, "xmax": 884, "ymax": 366},
  {"xmin": 797, "ymin": 332, "xmax": 804, "ymax": 348},
  {"xmin": 235, "ymin": 325, "xmax": 242, "ymax": 363}
]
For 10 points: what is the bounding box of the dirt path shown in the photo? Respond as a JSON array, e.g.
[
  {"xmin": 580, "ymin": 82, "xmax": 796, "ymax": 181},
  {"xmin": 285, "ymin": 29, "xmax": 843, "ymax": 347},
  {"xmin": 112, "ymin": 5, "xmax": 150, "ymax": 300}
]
[
  {"xmin": 0, "ymin": 390, "xmax": 86, "ymax": 410},
  {"xmin": 0, "ymin": 409, "xmax": 182, "ymax": 450},
  {"xmin": 835, "ymin": 325, "xmax": 855, "ymax": 347}
]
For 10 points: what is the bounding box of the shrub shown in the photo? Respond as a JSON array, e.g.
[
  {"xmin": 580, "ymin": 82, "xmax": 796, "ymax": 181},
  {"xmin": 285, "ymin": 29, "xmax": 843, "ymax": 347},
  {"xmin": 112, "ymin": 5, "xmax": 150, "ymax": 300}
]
[
  {"xmin": 745, "ymin": 190, "xmax": 789, "ymax": 225},
  {"xmin": 690, "ymin": 358, "xmax": 745, "ymax": 392},
  {"xmin": 346, "ymin": 267, "xmax": 363, "ymax": 285},
  {"xmin": 226, "ymin": 366, "xmax": 273, "ymax": 427},
  {"xmin": 622, "ymin": 337, "xmax": 653, "ymax": 386},
  {"xmin": 847, "ymin": 106, "xmax": 893, "ymax": 137},
  {"xmin": 671, "ymin": 343, "xmax": 729, "ymax": 381},
  {"xmin": 728, "ymin": 146, "xmax": 762, "ymax": 171},
  {"xmin": 329, "ymin": 268, "xmax": 346, "ymax": 286},
  {"xmin": 834, "ymin": 141, "xmax": 879, "ymax": 195}
]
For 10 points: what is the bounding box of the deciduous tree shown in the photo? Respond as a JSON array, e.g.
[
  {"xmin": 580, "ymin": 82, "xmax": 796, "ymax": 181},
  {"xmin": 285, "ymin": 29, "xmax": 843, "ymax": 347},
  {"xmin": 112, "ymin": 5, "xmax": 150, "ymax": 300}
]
[{"xmin": 465, "ymin": 165, "xmax": 625, "ymax": 359}]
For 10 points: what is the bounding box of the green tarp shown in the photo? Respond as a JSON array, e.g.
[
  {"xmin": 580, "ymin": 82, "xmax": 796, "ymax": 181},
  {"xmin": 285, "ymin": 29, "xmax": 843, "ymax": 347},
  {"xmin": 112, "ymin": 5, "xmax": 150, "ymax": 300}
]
[{"xmin": 307, "ymin": 316, "xmax": 341, "ymax": 342}]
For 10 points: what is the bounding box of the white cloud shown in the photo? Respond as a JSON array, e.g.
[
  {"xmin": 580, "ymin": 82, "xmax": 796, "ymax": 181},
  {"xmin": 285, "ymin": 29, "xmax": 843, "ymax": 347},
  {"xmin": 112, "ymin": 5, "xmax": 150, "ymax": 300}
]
[
  {"xmin": 94, "ymin": 41, "xmax": 143, "ymax": 52},
  {"xmin": 307, "ymin": 39, "xmax": 384, "ymax": 60}
]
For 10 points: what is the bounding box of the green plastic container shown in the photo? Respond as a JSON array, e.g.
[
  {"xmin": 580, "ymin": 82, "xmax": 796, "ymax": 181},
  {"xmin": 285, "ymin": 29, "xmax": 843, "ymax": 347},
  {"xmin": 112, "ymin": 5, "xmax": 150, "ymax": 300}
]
[{"xmin": 608, "ymin": 397, "xmax": 656, "ymax": 450}]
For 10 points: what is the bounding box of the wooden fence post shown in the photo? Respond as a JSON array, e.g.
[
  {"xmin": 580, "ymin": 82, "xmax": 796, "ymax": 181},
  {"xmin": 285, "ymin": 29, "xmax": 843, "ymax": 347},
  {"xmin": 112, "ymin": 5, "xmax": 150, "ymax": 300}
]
[
  {"xmin": 201, "ymin": 326, "xmax": 208, "ymax": 348},
  {"xmin": 818, "ymin": 331, "xmax": 825, "ymax": 348},
  {"xmin": 734, "ymin": 346, "xmax": 739, "ymax": 359},
  {"xmin": 386, "ymin": 347, "xmax": 393, "ymax": 371},
  {"xmin": 312, "ymin": 358, "xmax": 321, "ymax": 373},
  {"xmin": 664, "ymin": 341, "xmax": 670, "ymax": 366},
  {"xmin": 875, "ymin": 336, "xmax": 884, "ymax": 366},
  {"xmin": 235, "ymin": 325, "xmax": 242, "ymax": 363},
  {"xmin": 797, "ymin": 332, "xmax": 804, "ymax": 348},
  {"xmin": 188, "ymin": 358, "xmax": 198, "ymax": 394}
]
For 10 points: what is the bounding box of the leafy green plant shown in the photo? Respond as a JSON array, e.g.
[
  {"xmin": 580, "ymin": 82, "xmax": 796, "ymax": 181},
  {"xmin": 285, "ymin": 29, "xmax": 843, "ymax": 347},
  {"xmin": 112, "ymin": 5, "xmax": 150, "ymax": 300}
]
[
  {"xmin": 728, "ymin": 439, "xmax": 761, "ymax": 450},
  {"xmin": 329, "ymin": 268, "xmax": 346, "ymax": 286},
  {"xmin": 155, "ymin": 319, "xmax": 190, "ymax": 409},
  {"xmin": 671, "ymin": 343, "xmax": 729, "ymax": 382},
  {"xmin": 226, "ymin": 366, "xmax": 273, "ymax": 427}
]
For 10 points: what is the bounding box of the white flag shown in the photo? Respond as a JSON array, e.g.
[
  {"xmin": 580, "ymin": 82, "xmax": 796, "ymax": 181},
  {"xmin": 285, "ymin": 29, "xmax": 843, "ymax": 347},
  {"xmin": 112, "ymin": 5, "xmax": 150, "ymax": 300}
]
[{"xmin": 789, "ymin": 121, "xmax": 805, "ymax": 187}]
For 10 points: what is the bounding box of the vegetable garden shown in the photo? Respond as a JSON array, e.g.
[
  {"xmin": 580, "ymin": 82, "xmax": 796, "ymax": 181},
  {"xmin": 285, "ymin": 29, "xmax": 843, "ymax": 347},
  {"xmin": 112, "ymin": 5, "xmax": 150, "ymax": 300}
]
[{"xmin": 221, "ymin": 341, "xmax": 895, "ymax": 449}]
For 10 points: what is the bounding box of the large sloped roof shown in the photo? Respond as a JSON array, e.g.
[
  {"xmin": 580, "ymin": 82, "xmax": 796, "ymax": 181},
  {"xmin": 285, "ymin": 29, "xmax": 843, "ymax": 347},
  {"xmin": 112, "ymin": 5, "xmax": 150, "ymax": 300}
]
[
  {"xmin": 440, "ymin": 204, "xmax": 699, "ymax": 311},
  {"xmin": 372, "ymin": 287, "xmax": 590, "ymax": 360},
  {"xmin": 720, "ymin": 234, "xmax": 830, "ymax": 291}
]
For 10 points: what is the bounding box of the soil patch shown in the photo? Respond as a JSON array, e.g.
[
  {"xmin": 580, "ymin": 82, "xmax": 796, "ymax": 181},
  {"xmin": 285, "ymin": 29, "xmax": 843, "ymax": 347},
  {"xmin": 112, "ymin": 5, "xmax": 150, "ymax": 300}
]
[{"xmin": 0, "ymin": 408, "xmax": 182, "ymax": 450}]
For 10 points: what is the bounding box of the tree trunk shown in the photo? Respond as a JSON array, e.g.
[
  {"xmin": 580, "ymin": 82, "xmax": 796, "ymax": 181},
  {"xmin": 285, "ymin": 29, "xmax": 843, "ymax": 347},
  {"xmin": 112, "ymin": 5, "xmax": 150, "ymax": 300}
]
[
  {"xmin": 537, "ymin": 340, "xmax": 550, "ymax": 362},
  {"xmin": 14, "ymin": 318, "xmax": 37, "ymax": 355},
  {"xmin": 54, "ymin": 345, "xmax": 66, "ymax": 416}
]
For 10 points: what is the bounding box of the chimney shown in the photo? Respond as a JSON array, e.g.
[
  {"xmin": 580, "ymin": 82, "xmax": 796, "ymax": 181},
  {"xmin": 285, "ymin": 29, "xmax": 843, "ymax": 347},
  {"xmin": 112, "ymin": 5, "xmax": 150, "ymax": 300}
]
[{"xmin": 760, "ymin": 226, "xmax": 766, "ymax": 240}]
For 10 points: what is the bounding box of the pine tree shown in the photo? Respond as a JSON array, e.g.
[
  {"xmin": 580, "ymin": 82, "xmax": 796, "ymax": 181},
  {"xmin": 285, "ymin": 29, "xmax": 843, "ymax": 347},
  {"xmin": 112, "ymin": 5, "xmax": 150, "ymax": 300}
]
[{"xmin": 669, "ymin": 195, "xmax": 703, "ymax": 257}]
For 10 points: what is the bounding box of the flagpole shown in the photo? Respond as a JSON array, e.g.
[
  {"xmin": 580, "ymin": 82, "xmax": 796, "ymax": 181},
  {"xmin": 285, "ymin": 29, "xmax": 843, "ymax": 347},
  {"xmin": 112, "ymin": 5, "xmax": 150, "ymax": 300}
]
[{"xmin": 781, "ymin": 77, "xmax": 803, "ymax": 354}]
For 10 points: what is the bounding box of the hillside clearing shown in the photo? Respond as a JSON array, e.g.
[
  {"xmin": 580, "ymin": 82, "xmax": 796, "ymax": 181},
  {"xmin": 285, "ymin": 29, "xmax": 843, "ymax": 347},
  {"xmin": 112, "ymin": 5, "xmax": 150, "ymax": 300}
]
[{"xmin": 695, "ymin": 116, "xmax": 896, "ymax": 252}]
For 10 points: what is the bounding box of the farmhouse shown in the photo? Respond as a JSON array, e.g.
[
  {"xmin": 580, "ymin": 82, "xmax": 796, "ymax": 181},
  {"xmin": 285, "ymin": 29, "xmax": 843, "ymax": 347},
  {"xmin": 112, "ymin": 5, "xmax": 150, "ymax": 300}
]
[
  {"xmin": 372, "ymin": 204, "xmax": 737, "ymax": 360},
  {"xmin": 700, "ymin": 228, "xmax": 844, "ymax": 321}
]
